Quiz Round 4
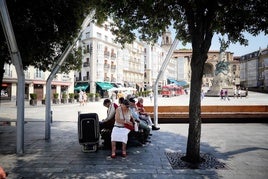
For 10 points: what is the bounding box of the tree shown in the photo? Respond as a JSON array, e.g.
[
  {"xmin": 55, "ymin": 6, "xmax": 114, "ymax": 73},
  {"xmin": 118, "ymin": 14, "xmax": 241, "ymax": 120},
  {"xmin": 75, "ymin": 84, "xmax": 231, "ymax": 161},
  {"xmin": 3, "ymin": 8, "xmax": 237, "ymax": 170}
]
[
  {"xmin": 0, "ymin": 0, "xmax": 91, "ymax": 88},
  {"xmin": 89, "ymin": 0, "xmax": 268, "ymax": 163}
]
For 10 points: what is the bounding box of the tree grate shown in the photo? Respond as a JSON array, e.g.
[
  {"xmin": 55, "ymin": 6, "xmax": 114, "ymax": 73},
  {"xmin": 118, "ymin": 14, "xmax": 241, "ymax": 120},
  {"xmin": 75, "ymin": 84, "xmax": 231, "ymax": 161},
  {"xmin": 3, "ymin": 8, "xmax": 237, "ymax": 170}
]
[{"xmin": 166, "ymin": 152, "xmax": 227, "ymax": 170}]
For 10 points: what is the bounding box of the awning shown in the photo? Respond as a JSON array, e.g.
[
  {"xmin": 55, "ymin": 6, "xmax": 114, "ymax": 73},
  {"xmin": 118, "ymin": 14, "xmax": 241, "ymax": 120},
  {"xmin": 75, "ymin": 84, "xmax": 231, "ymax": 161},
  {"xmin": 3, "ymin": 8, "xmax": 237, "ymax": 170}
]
[
  {"xmin": 167, "ymin": 78, "xmax": 188, "ymax": 87},
  {"xmin": 74, "ymin": 82, "xmax": 89, "ymax": 91},
  {"xmin": 96, "ymin": 82, "xmax": 113, "ymax": 90}
]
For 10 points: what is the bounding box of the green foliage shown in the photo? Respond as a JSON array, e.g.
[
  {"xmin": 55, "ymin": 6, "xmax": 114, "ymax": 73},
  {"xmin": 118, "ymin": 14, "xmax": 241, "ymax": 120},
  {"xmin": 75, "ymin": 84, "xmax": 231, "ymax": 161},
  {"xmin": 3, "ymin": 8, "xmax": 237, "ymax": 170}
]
[
  {"xmin": 87, "ymin": 93, "xmax": 94, "ymax": 98},
  {"xmin": 69, "ymin": 93, "xmax": 75, "ymax": 99},
  {"xmin": 62, "ymin": 92, "xmax": 68, "ymax": 99},
  {"xmin": 1, "ymin": 0, "xmax": 91, "ymax": 72},
  {"xmin": 53, "ymin": 93, "xmax": 59, "ymax": 99},
  {"xmin": 95, "ymin": 93, "xmax": 100, "ymax": 97},
  {"xmin": 30, "ymin": 93, "xmax": 37, "ymax": 100},
  {"xmin": 89, "ymin": 0, "xmax": 267, "ymax": 47}
]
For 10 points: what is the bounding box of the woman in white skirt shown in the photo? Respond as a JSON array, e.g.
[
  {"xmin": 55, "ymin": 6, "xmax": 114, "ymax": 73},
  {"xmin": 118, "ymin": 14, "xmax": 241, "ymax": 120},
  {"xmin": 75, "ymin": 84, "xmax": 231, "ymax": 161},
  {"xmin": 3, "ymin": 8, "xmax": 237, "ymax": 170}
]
[{"xmin": 111, "ymin": 99, "xmax": 133, "ymax": 158}]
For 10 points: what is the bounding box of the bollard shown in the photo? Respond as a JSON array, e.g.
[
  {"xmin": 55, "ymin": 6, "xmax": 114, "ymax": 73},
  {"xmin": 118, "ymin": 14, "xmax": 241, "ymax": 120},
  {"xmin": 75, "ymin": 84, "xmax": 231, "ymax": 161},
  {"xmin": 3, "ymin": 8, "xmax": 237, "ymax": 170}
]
[{"xmin": 50, "ymin": 111, "xmax": 53, "ymax": 123}]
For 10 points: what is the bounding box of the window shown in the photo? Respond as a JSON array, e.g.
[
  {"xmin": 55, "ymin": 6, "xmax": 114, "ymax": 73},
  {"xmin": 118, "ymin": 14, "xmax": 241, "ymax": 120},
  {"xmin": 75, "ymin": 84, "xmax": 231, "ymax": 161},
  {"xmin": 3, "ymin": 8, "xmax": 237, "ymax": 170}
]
[
  {"xmin": 85, "ymin": 32, "xmax": 90, "ymax": 38},
  {"xmin": 35, "ymin": 69, "xmax": 42, "ymax": 78},
  {"xmin": 97, "ymin": 32, "xmax": 101, "ymax": 38}
]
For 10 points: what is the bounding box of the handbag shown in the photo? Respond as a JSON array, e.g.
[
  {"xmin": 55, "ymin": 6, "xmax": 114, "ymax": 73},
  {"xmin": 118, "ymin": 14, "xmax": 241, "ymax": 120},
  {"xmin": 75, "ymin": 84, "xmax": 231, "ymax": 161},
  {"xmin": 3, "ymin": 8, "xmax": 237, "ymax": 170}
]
[
  {"xmin": 124, "ymin": 123, "xmax": 134, "ymax": 131},
  {"xmin": 122, "ymin": 109, "xmax": 134, "ymax": 131}
]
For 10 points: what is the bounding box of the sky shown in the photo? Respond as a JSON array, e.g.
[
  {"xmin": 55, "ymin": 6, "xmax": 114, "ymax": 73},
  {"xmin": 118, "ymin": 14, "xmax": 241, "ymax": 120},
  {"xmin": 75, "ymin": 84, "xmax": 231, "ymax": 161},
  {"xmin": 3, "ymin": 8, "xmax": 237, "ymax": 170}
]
[{"xmin": 174, "ymin": 32, "xmax": 268, "ymax": 57}]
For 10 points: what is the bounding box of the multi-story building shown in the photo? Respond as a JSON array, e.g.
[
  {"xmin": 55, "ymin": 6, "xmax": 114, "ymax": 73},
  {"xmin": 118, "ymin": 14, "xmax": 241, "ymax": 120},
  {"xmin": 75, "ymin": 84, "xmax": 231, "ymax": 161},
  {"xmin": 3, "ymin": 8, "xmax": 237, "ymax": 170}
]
[
  {"xmin": 2, "ymin": 63, "xmax": 74, "ymax": 101},
  {"xmin": 76, "ymin": 21, "xmax": 178, "ymax": 97},
  {"xmin": 240, "ymin": 47, "xmax": 268, "ymax": 92}
]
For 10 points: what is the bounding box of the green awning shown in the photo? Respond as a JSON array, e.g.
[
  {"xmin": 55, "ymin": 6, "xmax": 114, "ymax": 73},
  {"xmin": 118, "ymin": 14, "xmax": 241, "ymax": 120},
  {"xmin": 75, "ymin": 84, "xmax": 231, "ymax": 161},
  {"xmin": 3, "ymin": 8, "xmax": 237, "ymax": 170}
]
[
  {"xmin": 74, "ymin": 82, "xmax": 89, "ymax": 91},
  {"xmin": 96, "ymin": 82, "xmax": 113, "ymax": 90}
]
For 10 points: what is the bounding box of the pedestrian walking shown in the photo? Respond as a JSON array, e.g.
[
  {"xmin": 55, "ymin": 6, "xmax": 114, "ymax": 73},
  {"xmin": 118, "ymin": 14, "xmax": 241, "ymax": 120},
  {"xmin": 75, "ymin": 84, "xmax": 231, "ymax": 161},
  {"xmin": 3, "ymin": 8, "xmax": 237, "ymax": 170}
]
[
  {"xmin": 220, "ymin": 89, "xmax": 224, "ymax": 100},
  {"xmin": 224, "ymin": 89, "xmax": 230, "ymax": 101}
]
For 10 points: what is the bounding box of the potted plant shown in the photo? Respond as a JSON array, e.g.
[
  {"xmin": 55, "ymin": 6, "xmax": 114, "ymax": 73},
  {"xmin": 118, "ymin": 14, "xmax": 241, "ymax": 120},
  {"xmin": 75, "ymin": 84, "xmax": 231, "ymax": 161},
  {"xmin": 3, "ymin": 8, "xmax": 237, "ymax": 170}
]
[
  {"xmin": 88, "ymin": 93, "xmax": 94, "ymax": 102},
  {"xmin": 42, "ymin": 97, "xmax": 46, "ymax": 105},
  {"xmin": 61, "ymin": 92, "xmax": 68, "ymax": 104},
  {"xmin": 68, "ymin": 93, "xmax": 75, "ymax": 103},
  {"xmin": 29, "ymin": 93, "xmax": 37, "ymax": 106},
  {"xmin": 53, "ymin": 93, "xmax": 59, "ymax": 104},
  {"xmin": 95, "ymin": 93, "xmax": 100, "ymax": 101}
]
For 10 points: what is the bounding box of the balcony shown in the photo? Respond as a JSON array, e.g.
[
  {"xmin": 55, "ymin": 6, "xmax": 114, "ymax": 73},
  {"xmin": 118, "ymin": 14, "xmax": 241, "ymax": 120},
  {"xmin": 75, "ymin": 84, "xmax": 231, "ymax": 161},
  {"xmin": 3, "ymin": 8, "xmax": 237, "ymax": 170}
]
[
  {"xmin": 4, "ymin": 70, "xmax": 12, "ymax": 78},
  {"xmin": 104, "ymin": 77, "xmax": 110, "ymax": 82},
  {"xmin": 111, "ymin": 53, "xmax": 116, "ymax": 59},
  {"xmin": 83, "ymin": 76, "xmax": 89, "ymax": 81},
  {"xmin": 104, "ymin": 64, "xmax": 110, "ymax": 69},
  {"xmin": 76, "ymin": 77, "xmax": 81, "ymax": 81},
  {"xmin": 83, "ymin": 62, "xmax": 90, "ymax": 67},
  {"xmin": 104, "ymin": 51, "xmax": 110, "ymax": 58}
]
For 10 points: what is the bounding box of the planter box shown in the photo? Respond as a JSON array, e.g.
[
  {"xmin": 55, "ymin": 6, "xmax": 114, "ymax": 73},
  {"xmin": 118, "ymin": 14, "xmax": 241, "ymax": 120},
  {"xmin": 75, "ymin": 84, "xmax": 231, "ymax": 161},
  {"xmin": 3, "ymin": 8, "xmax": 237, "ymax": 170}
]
[
  {"xmin": 53, "ymin": 99, "xmax": 59, "ymax": 104},
  {"xmin": 68, "ymin": 98, "xmax": 74, "ymax": 103},
  {"xmin": 61, "ymin": 99, "xmax": 68, "ymax": 104},
  {"xmin": 95, "ymin": 97, "xmax": 100, "ymax": 102},
  {"xmin": 30, "ymin": 99, "xmax": 37, "ymax": 106}
]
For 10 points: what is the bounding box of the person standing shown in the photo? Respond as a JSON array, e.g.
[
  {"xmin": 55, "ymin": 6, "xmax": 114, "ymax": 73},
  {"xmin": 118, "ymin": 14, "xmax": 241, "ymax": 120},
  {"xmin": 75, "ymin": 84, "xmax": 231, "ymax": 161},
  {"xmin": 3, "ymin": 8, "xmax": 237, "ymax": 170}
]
[
  {"xmin": 111, "ymin": 100, "xmax": 133, "ymax": 158},
  {"xmin": 83, "ymin": 91, "xmax": 87, "ymax": 105},
  {"xmin": 79, "ymin": 90, "xmax": 84, "ymax": 106},
  {"xmin": 233, "ymin": 87, "xmax": 237, "ymax": 98},
  {"xmin": 220, "ymin": 89, "xmax": 224, "ymax": 100},
  {"xmin": 224, "ymin": 89, "xmax": 230, "ymax": 101}
]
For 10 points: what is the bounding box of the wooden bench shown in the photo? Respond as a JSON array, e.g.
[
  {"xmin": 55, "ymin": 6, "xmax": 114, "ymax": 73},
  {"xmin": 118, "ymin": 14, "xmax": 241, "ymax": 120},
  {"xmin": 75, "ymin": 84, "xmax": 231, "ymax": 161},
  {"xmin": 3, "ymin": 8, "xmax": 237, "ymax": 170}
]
[{"xmin": 143, "ymin": 105, "xmax": 268, "ymax": 122}]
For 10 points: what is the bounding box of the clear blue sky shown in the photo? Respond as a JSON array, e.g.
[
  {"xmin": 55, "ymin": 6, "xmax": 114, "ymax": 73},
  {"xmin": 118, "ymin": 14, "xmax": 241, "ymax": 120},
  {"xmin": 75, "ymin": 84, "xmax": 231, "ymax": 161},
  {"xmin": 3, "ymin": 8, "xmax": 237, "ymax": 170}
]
[{"xmin": 175, "ymin": 32, "xmax": 268, "ymax": 57}]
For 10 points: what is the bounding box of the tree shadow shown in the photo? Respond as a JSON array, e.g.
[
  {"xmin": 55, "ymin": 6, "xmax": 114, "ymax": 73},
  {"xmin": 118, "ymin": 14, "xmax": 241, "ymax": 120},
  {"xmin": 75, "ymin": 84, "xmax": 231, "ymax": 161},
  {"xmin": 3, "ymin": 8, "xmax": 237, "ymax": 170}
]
[{"xmin": 0, "ymin": 122, "xmax": 267, "ymax": 178}]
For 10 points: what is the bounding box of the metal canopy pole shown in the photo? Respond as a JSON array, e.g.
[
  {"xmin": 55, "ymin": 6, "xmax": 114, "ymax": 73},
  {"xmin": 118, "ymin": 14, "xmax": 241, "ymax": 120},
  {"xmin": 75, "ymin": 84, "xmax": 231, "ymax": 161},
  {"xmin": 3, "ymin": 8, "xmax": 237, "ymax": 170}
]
[
  {"xmin": 0, "ymin": 0, "xmax": 25, "ymax": 154},
  {"xmin": 45, "ymin": 10, "xmax": 95, "ymax": 140},
  {"xmin": 153, "ymin": 35, "xmax": 179, "ymax": 127}
]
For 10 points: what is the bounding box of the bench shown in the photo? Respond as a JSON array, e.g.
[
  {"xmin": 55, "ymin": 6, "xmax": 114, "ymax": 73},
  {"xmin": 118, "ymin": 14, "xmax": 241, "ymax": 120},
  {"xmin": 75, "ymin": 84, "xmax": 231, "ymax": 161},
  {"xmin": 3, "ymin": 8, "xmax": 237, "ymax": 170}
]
[
  {"xmin": 100, "ymin": 128, "xmax": 148, "ymax": 149},
  {"xmin": 143, "ymin": 105, "xmax": 268, "ymax": 122}
]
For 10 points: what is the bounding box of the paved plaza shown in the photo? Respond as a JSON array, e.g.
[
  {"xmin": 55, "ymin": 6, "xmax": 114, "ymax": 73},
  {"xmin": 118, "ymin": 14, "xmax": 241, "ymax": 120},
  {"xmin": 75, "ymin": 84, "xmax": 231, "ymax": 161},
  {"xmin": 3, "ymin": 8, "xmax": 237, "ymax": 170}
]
[{"xmin": 0, "ymin": 91, "xmax": 268, "ymax": 178}]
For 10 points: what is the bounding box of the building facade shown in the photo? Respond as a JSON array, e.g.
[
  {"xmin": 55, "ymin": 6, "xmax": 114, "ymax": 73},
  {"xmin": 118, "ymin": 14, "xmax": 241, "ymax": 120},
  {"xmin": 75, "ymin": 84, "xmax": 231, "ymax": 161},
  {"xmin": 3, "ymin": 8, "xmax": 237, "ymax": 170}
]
[
  {"xmin": 2, "ymin": 63, "xmax": 74, "ymax": 101},
  {"xmin": 76, "ymin": 21, "xmax": 178, "ymax": 96},
  {"xmin": 240, "ymin": 47, "xmax": 268, "ymax": 92}
]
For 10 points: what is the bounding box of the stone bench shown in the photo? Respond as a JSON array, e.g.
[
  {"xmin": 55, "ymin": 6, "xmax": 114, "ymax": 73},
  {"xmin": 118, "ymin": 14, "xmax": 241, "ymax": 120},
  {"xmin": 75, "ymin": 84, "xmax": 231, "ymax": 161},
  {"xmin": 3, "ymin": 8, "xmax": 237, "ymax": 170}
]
[{"xmin": 143, "ymin": 105, "xmax": 268, "ymax": 122}]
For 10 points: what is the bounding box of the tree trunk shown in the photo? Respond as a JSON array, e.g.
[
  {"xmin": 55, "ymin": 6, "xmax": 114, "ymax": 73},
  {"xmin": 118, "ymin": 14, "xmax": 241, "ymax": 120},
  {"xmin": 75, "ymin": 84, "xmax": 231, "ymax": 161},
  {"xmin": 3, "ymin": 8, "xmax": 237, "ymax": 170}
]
[{"xmin": 184, "ymin": 51, "xmax": 204, "ymax": 163}]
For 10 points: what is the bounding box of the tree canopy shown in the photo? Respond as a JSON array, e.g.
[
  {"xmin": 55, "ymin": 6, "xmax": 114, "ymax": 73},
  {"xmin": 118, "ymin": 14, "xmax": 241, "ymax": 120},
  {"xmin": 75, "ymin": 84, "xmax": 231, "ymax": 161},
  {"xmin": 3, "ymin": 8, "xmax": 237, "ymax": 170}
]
[
  {"xmin": 0, "ymin": 0, "xmax": 92, "ymax": 85},
  {"xmin": 89, "ymin": 0, "xmax": 267, "ymax": 163}
]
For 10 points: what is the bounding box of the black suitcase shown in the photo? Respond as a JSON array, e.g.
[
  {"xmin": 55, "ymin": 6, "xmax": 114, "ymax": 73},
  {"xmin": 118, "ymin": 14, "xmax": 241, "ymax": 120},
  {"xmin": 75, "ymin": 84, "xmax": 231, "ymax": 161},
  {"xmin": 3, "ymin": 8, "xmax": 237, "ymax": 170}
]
[{"xmin": 78, "ymin": 113, "xmax": 99, "ymax": 152}]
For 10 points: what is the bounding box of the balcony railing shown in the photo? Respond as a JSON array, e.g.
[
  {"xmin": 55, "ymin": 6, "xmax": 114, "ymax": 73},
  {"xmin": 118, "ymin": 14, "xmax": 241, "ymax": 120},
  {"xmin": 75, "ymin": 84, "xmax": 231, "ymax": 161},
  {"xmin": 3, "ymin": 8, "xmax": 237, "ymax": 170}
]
[
  {"xmin": 4, "ymin": 70, "xmax": 12, "ymax": 78},
  {"xmin": 104, "ymin": 77, "xmax": 110, "ymax": 81},
  {"xmin": 111, "ymin": 53, "xmax": 116, "ymax": 59},
  {"xmin": 104, "ymin": 64, "xmax": 110, "ymax": 68},
  {"xmin": 83, "ymin": 62, "xmax": 89, "ymax": 67},
  {"xmin": 104, "ymin": 51, "xmax": 110, "ymax": 58},
  {"xmin": 83, "ymin": 76, "xmax": 89, "ymax": 81}
]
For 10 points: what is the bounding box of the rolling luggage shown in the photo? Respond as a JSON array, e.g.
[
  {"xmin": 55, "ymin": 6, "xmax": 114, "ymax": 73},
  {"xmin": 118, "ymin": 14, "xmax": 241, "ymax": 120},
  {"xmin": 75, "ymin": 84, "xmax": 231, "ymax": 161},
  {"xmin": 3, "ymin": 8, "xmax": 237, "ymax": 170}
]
[{"xmin": 78, "ymin": 113, "xmax": 99, "ymax": 152}]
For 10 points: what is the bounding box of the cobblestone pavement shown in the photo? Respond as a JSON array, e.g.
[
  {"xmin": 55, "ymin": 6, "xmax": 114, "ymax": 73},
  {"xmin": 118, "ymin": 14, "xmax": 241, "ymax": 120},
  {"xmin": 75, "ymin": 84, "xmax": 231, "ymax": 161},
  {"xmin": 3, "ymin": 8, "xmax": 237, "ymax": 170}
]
[{"xmin": 0, "ymin": 91, "xmax": 268, "ymax": 178}]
